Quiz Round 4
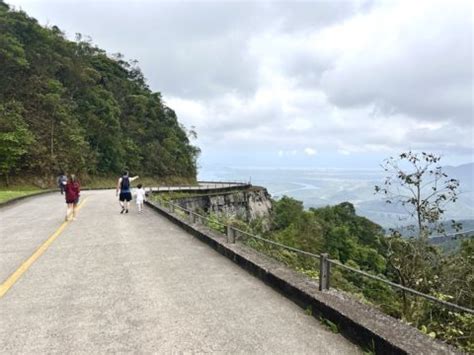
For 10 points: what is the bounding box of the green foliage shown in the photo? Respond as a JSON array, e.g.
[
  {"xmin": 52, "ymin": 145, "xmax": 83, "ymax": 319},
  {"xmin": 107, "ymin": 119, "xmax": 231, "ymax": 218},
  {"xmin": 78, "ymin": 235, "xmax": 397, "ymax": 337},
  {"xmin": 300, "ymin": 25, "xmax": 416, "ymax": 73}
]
[
  {"xmin": 440, "ymin": 239, "xmax": 474, "ymax": 308},
  {"xmin": 0, "ymin": 102, "xmax": 34, "ymax": 184},
  {"xmin": 273, "ymin": 195, "xmax": 304, "ymax": 229},
  {"xmin": 309, "ymin": 202, "xmax": 386, "ymax": 273},
  {"xmin": 319, "ymin": 317, "xmax": 339, "ymax": 333},
  {"xmin": 0, "ymin": 5, "xmax": 198, "ymax": 184},
  {"xmin": 418, "ymin": 299, "xmax": 474, "ymax": 352},
  {"xmin": 204, "ymin": 194, "xmax": 472, "ymax": 351},
  {"xmin": 362, "ymin": 339, "xmax": 376, "ymax": 355},
  {"xmin": 205, "ymin": 213, "xmax": 226, "ymax": 234}
]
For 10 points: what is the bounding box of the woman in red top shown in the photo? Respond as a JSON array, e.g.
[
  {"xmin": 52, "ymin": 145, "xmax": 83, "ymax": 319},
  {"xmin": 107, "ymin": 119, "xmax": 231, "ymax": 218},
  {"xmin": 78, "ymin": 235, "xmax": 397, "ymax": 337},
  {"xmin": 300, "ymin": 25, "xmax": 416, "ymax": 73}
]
[{"xmin": 65, "ymin": 174, "xmax": 80, "ymax": 221}]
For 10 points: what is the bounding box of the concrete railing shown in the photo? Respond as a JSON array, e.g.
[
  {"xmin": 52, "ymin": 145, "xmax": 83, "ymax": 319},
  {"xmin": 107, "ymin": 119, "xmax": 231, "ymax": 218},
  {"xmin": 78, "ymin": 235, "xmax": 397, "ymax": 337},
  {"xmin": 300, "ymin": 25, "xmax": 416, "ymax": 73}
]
[{"xmin": 146, "ymin": 181, "xmax": 251, "ymax": 193}]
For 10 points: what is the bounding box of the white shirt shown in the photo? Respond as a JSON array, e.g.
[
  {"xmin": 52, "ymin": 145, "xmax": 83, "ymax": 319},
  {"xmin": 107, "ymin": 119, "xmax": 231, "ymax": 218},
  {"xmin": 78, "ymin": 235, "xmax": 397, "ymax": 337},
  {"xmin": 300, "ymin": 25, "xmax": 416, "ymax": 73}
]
[{"xmin": 135, "ymin": 188, "xmax": 146, "ymax": 203}]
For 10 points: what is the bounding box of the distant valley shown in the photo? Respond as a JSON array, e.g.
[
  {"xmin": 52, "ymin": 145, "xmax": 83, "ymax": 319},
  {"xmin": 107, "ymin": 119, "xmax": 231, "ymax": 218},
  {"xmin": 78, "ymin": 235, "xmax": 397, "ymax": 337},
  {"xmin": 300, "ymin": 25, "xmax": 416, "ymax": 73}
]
[{"xmin": 199, "ymin": 163, "xmax": 474, "ymax": 229}]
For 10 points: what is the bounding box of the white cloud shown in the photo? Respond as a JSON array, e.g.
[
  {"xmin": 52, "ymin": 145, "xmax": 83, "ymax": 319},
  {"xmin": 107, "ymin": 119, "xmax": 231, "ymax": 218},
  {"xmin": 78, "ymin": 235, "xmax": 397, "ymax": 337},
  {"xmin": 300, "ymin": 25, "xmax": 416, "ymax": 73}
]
[
  {"xmin": 9, "ymin": 0, "xmax": 473, "ymax": 167},
  {"xmin": 318, "ymin": 0, "xmax": 473, "ymax": 125},
  {"xmin": 286, "ymin": 119, "xmax": 313, "ymax": 132},
  {"xmin": 278, "ymin": 150, "xmax": 298, "ymax": 158},
  {"xmin": 338, "ymin": 149, "xmax": 351, "ymax": 156}
]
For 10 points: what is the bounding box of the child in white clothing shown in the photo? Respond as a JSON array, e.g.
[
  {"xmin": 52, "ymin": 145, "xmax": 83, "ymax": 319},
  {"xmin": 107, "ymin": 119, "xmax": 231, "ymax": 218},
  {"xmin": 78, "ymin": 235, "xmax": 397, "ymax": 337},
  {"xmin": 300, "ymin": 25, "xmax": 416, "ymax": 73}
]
[{"xmin": 135, "ymin": 184, "xmax": 146, "ymax": 213}]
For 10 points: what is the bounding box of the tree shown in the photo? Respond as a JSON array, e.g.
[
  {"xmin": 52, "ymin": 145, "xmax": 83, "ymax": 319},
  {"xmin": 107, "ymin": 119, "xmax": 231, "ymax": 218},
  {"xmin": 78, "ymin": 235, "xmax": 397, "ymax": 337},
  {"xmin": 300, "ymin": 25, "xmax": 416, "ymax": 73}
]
[
  {"xmin": 273, "ymin": 196, "xmax": 304, "ymax": 229},
  {"xmin": 375, "ymin": 151, "xmax": 461, "ymax": 239},
  {"xmin": 381, "ymin": 236, "xmax": 442, "ymax": 316},
  {"xmin": 440, "ymin": 239, "xmax": 474, "ymax": 307},
  {"xmin": 0, "ymin": 102, "xmax": 34, "ymax": 185},
  {"xmin": 0, "ymin": 5, "xmax": 199, "ymax": 183}
]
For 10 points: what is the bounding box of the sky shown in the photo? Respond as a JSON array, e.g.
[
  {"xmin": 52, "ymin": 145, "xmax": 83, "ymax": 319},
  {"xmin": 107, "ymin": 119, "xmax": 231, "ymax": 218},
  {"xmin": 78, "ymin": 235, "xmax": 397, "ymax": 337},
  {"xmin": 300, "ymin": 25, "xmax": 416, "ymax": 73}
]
[{"xmin": 6, "ymin": 0, "xmax": 474, "ymax": 170}]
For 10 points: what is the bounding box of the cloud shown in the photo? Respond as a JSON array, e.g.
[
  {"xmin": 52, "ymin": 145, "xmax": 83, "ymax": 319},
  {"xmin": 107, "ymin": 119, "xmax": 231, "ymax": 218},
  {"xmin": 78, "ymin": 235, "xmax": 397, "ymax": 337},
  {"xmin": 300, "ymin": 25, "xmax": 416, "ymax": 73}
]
[
  {"xmin": 319, "ymin": 0, "xmax": 473, "ymax": 125},
  {"xmin": 9, "ymin": 0, "xmax": 473, "ymax": 167},
  {"xmin": 277, "ymin": 150, "xmax": 299, "ymax": 158}
]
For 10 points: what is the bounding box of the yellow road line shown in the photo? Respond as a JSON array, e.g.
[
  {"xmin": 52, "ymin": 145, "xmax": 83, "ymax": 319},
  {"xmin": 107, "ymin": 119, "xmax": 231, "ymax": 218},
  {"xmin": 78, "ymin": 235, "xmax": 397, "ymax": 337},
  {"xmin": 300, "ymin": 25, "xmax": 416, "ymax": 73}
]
[{"xmin": 0, "ymin": 197, "xmax": 89, "ymax": 299}]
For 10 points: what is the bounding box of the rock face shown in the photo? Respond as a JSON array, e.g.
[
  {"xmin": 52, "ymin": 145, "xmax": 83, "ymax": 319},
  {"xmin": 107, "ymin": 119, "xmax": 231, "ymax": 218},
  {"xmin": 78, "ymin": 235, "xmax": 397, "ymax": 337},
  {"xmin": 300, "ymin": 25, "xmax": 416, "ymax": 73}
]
[{"xmin": 173, "ymin": 187, "xmax": 272, "ymax": 224}]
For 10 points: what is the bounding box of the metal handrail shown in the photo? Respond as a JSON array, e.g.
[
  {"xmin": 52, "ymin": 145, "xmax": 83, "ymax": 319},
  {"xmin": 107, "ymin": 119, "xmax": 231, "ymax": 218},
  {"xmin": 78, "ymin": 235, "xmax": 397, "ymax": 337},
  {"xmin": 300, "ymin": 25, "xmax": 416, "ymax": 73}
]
[
  {"xmin": 189, "ymin": 210, "xmax": 227, "ymax": 228},
  {"xmin": 328, "ymin": 259, "xmax": 474, "ymax": 314},
  {"xmin": 232, "ymin": 227, "xmax": 320, "ymax": 258},
  {"xmin": 150, "ymin": 194, "xmax": 474, "ymax": 315},
  {"xmin": 159, "ymin": 199, "xmax": 228, "ymax": 229}
]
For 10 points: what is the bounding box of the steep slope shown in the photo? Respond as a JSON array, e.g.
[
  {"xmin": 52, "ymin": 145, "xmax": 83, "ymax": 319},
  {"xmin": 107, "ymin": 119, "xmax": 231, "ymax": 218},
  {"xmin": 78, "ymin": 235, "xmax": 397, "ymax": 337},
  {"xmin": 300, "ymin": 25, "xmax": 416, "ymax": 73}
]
[{"xmin": 0, "ymin": 1, "xmax": 199, "ymax": 184}]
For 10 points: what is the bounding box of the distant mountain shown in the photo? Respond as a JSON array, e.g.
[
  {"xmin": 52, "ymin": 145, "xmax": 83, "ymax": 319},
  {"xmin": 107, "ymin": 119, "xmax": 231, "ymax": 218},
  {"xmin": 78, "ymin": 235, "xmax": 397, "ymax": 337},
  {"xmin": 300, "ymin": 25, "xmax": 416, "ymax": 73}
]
[
  {"xmin": 444, "ymin": 163, "xmax": 474, "ymax": 183},
  {"xmin": 355, "ymin": 162, "xmax": 474, "ymax": 227},
  {"xmin": 384, "ymin": 219, "xmax": 474, "ymax": 237},
  {"xmin": 444, "ymin": 163, "xmax": 474, "ymax": 203}
]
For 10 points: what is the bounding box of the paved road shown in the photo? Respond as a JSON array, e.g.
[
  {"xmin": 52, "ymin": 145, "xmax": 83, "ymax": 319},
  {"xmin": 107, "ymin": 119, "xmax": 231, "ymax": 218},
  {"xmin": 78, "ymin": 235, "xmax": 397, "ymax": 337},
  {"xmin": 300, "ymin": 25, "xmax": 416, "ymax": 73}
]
[{"xmin": 0, "ymin": 190, "xmax": 361, "ymax": 353}]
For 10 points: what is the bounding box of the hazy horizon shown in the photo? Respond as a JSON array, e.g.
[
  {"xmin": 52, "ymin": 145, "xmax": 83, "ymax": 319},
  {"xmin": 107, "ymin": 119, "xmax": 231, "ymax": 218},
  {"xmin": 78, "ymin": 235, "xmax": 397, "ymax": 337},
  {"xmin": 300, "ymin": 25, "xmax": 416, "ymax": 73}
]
[{"xmin": 198, "ymin": 163, "xmax": 474, "ymax": 228}]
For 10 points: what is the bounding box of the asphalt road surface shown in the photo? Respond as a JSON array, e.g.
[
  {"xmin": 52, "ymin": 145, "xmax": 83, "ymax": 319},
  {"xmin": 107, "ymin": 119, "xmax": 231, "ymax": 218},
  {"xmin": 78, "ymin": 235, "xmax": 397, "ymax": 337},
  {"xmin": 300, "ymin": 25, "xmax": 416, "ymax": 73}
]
[{"xmin": 0, "ymin": 190, "xmax": 361, "ymax": 354}]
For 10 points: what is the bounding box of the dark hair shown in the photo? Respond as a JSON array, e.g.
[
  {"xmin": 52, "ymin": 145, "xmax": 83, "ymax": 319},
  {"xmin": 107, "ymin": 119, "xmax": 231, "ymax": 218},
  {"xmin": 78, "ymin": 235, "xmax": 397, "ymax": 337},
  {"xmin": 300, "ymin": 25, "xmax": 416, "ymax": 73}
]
[
  {"xmin": 122, "ymin": 171, "xmax": 128, "ymax": 176},
  {"xmin": 137, "ymin": 184, "xmax": 143, "ymax": 189}
]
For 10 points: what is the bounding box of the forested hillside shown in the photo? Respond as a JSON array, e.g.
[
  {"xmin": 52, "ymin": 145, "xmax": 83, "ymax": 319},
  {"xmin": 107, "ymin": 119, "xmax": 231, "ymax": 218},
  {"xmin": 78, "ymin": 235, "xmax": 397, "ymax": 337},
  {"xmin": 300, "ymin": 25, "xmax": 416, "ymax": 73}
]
[{"xmin": 0, "ymin": 1, "xmax": 199, "ymax": 185}]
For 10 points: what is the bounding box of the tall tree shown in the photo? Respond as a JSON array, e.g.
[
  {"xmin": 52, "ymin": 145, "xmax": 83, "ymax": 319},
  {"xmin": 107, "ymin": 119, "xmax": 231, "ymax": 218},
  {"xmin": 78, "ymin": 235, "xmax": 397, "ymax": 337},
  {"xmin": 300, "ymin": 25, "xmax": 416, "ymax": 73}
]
[{"xmin": 375, "ymin": 151, "xmax": 461, "ymax": 239}]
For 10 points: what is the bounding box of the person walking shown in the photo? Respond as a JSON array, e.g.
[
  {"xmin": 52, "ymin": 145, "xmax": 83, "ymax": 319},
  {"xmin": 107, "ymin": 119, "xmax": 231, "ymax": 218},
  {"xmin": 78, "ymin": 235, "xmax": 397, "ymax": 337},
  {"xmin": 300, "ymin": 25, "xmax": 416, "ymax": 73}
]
[
  {"xmin": 65, "ymin": 174, "xmax": 80, "ymax": 221},
  {"xmin": 58, "ymin": 172, "xmax": 67, "ymax": 194},
  {"xmin": 116, "ymin": 171, "xmax": 139, "ymax": 214},
  {"xmin": 135, "ymin": 183, "xmax": 146, "ymax": 213}
]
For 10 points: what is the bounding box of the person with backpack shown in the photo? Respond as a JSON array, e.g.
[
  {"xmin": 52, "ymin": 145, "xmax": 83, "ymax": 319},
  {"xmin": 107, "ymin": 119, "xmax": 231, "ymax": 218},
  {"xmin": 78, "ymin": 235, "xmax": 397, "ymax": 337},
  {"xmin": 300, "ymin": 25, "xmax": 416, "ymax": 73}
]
[
  {"xmin": 58, "ymin": 172, "xmax": 67, "ymax": 194},
  {"xmin": 116, "ymin": 171, "xmax": 139, "ymax": 214},
  {"xmin": 65, "ymin": 174, "xmax": 80, "ymax": 221}
]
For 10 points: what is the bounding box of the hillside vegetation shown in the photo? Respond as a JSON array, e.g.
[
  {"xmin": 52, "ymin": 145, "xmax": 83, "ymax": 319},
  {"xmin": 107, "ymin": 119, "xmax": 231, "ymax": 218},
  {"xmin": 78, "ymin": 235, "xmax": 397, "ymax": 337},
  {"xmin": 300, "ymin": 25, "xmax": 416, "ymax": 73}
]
[
  {"xmin": 263, "ymin": 198, "xmax": 474, "ymax": 351},
  {"xmin": 0, "ymin": 1, "xmax": 199, "ymax": 186},
  {"xmin": 199, "ymin": 195, "xmax": 473, "ymax": 351}
]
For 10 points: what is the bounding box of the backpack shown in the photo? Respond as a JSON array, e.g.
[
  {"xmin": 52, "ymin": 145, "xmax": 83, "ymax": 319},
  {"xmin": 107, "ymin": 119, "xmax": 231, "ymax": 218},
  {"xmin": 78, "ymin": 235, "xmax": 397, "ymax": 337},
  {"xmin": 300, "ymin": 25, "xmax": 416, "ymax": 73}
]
[
  {"xmin": 58, "ymin": 175, "xmax": 67, "ymax": 187},
  {"xmin": 121, "ymin": 176, "xmax": 130, "ymax": 190}
]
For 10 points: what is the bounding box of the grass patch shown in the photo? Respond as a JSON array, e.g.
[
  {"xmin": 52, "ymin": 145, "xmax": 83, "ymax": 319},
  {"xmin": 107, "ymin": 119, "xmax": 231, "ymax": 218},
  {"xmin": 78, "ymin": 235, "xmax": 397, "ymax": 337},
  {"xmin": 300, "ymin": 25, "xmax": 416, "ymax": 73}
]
[
  {"xmin": 320, "ymin": 316, "xmax": 339, "ymax": 333},
  {"xmin": 0, "ymin": 189, "xmax": 43, "ymax": 203},
  {"xmin": 362, "ymin": 339, "xmax": 376, "ymax": 355}
]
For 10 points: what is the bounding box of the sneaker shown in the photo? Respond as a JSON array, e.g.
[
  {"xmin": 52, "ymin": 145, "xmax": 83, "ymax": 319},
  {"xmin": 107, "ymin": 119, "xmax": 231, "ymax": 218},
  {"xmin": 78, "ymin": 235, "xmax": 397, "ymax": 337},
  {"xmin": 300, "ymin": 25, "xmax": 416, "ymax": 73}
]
[
  {"xmin": 125, "ymin": 209, "xmax": 129, "ymax": 214},
  {"xmin": 120, "ymin": 208, "xmax": 125, "ymax": 214}
]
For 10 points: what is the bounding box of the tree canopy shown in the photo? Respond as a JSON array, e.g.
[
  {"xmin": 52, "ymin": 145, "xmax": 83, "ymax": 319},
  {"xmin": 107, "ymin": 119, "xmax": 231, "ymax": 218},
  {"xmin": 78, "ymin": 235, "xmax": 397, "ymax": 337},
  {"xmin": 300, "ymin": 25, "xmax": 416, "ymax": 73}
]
[{"xmin": 0, "ymin": 2, "xmax": 199, "ymax": 184}]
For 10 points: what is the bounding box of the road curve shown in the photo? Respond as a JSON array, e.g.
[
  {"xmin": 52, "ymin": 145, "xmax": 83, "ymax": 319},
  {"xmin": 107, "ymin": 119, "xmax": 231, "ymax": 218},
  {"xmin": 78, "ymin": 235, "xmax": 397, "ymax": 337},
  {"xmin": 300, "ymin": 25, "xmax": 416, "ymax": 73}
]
[{"xmin": 0, "ymin": 190, "xmax": 361, "ymax": 354}]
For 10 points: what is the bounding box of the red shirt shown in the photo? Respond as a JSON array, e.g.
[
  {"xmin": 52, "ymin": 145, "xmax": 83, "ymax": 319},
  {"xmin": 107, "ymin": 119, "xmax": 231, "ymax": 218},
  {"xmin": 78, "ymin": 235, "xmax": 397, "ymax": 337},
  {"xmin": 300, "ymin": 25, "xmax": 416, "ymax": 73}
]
[{"xmin": 65, "ymin": 181, "xmax": 80, "ymax": 203}]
